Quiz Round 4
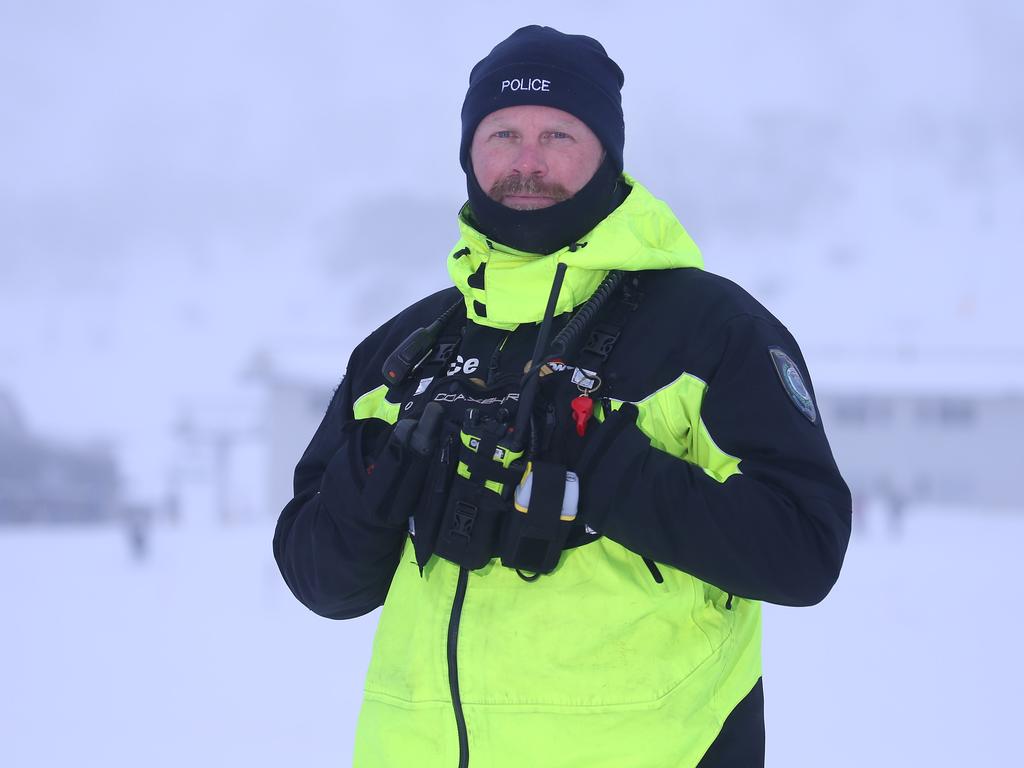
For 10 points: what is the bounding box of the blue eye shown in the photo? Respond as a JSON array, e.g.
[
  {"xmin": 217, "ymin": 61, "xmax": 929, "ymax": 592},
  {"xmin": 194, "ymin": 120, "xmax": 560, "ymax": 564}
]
[
  {"xmin": 494, "ymin": 130, "xmax": 514, "ymax": 139},
  {"xmin": 549, "ymin": 131, "xmax": 570, "ymax": 140}
]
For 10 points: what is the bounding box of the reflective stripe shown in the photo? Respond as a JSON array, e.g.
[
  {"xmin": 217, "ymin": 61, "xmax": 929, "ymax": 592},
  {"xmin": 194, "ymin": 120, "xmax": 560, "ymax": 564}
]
[
  {"xmin": 606, "ymin": 371, "xmax": 742, "ymax": 483},
  {"xmin": 352, "ymin": 384, "xmax": 401, "ymax": 425}
]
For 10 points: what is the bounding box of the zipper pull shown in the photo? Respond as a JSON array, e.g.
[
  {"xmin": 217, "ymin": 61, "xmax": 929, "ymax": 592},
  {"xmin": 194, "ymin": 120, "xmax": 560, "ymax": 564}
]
[{"xmin": 571, "ymin": 394, "xmax": 594, "ymax": 437}]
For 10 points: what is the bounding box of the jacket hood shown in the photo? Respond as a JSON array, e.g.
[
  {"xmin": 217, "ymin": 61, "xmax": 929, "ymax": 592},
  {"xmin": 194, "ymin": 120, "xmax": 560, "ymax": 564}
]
[{"xmin": 447, "ymin": 175, "xmax": 703, "ymax": 329}]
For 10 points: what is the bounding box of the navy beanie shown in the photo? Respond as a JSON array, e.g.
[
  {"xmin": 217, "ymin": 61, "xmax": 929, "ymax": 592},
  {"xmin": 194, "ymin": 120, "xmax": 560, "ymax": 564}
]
[{"xmin": 460, "ymin": 26, "xmax": 625, "ymax": 174}]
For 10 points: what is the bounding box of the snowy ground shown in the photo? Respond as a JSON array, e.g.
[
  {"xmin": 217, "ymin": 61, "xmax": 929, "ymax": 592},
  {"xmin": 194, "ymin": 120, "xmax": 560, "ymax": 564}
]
[
  {"xmin": 763, "ymin": 506, "xmax": 1021, "ymax": 766},
  {"xmin": 2, "ymin": 506, "xmax": 1019, "ymax": 767}
]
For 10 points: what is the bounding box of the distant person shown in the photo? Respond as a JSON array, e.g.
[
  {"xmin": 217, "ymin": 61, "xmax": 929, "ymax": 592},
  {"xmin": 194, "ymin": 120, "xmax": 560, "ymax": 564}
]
[
  {"xmin": 125, "ymin": 505, "xmax": 151, "ymax": 562},
  {"xmin": 274, "ymin": 26, "xmax": 851, "ymax": 767}
]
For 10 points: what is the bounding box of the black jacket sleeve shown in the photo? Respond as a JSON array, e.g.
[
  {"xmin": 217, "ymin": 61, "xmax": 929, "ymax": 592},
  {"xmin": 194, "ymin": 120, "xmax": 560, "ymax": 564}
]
[
  {"xmin": 582, "ymin": 313, "xmax": 852, "ymax": 607},
  {"xmin": 272, "ymin": 345, "xmax": 406, "ymax": 620}
]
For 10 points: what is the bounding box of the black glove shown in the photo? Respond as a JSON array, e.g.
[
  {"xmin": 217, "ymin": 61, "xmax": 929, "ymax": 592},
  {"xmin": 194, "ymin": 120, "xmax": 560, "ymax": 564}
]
[
  {"xmin": 576, "ymin": 402, "xmax": 641, "ymax": 475},
  {"xmin": 575, "ymin": 402, "xmax": 649, "ymax": 532},
  {"xmin": 361, "ymin": 402, "xmax": 445, "ymax": 526}
]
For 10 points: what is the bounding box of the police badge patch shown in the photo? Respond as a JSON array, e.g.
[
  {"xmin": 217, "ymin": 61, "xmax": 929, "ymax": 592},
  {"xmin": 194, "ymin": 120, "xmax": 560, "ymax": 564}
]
[{"xmin": 769, "ymin": 347, "xmax": 817, "ymax": 423}]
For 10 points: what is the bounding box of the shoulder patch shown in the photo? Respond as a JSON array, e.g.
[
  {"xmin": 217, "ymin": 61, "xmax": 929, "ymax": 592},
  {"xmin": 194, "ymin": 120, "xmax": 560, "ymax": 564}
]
[{"xmin": 769, "ymin": 347, "xmax": 817, "ymax": 423}]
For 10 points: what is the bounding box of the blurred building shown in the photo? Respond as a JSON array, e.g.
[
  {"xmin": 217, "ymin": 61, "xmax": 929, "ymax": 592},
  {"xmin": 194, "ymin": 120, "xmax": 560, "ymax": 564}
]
[
  {"xmin": 0, "ymin": 389, "xmax": 122, "ymax": 524},
  {"xmin": 169, "ymin": 350, "xmax": 337, "ymax": 524},
  {"xmin": 248, "ymin": 350, "xmax": 337, "ymax": 523},
  {"xmin": 816, "ymin": 353, "xmax": 1023, "ymax": 513}
]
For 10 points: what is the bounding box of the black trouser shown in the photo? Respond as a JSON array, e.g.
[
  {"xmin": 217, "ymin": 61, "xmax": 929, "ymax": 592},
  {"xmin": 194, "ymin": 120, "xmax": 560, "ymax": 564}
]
[{"xmin": 696, "ymin": 679, "xmax": 765, "ymax": 767}]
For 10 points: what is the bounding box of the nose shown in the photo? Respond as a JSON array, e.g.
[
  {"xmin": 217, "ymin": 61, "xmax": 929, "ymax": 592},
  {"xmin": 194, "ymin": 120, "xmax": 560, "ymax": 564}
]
[{"xmin": 512, "ymin": 141, "xmax": 547, "ymax": 177}]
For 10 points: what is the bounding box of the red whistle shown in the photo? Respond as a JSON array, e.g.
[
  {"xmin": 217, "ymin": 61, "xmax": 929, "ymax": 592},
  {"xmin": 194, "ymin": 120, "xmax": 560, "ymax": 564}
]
[{"xmin": 571, "ymin": 395, "xmax": 594, "ymax": 437}]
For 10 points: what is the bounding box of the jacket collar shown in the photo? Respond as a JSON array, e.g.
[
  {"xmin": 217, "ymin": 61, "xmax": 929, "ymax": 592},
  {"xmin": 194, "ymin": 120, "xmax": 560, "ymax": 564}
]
[{"xmin": 447, "ymin": 175, "xmax": 704, "ymax": 330}]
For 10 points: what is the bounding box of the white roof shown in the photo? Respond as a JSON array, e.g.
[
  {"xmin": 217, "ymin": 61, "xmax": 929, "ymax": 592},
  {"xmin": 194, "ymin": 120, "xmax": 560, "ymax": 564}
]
[{"xmin": 809, "ymin": 349, "xmax": 1024, "ymax": 397}]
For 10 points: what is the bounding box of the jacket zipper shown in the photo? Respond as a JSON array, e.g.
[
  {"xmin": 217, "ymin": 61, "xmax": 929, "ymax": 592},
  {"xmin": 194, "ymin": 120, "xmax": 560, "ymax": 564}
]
[{"xmin": 447, "ymin": 567, "xmax": 470, "ymax": 767}]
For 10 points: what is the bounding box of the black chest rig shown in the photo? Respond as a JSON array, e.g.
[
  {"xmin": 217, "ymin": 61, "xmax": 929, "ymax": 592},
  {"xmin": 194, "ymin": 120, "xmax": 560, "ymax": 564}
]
[{"xmin": 363, "ymin": 269, "xmax": 641, "ymax": 577}]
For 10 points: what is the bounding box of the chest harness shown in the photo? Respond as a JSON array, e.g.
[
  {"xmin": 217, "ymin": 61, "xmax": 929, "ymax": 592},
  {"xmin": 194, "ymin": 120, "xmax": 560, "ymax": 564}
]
[{"xmin": 362, "ymin": 267, "xmax": 642, "ymax": 577}]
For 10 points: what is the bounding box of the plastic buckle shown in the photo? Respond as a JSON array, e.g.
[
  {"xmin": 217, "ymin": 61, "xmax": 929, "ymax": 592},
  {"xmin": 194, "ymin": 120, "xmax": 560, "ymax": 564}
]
[
  {"xmin": 583, "ymin": 327, "xmax": 619, "ymax": 360},
  {"xmin": 450, "ymin": 501, "xmax": 477, "ymax": 540}
]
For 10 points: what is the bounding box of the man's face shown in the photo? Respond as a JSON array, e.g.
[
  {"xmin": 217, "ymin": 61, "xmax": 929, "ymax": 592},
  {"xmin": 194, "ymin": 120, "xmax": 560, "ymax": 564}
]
[{"xmin": 470, "ymin": 105, "xmax": 604, "ymax": 211}]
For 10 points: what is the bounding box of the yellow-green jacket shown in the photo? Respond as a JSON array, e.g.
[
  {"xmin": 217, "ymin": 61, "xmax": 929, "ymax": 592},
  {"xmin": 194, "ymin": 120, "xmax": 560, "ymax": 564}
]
[{"xmin": 274, "ymin": 178, "xmax": 851, "ymax": 767}]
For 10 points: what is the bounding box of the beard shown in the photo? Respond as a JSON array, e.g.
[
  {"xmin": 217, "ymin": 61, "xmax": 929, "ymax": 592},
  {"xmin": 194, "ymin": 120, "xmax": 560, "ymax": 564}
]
[
  {"xmin": 465, "ymin": 154, "xmax": 627, "ymax": 255},
  {"xmin": 487, "ymin": 174, "xmax": 571, "ymax": 209}
]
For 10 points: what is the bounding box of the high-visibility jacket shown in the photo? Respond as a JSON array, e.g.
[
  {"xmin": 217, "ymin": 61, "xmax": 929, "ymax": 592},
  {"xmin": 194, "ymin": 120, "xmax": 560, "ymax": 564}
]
[{"xmin": 274, "ymin": 177, "xmax": 851, "ymax": 767}]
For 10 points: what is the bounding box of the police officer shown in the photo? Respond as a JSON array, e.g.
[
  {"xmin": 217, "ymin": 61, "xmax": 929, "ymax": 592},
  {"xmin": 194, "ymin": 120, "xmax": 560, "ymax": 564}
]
[{"xmin": 274, "ymin": 26, "xmax": 851, "ymax": 768}]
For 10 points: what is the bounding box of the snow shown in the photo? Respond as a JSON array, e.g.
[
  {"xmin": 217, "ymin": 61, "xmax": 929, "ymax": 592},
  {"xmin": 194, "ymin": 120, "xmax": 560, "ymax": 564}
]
[
  {"xmin": 764, "ymin": 506, "xmax": 1023, "ymax": 766},
  {"xmin": 0, "ymin": 523, "xmax": 376, "ymax": 767},
  {"xmin": 1, "ymin": 507, "xmax": 1019, "ymax": 766}
]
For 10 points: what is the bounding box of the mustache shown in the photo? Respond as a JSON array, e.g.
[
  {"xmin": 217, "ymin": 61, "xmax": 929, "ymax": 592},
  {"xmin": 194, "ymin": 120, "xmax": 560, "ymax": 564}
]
[{"xmin": 488, "ymin": 174, "xmax": 571, "ymax": 202}]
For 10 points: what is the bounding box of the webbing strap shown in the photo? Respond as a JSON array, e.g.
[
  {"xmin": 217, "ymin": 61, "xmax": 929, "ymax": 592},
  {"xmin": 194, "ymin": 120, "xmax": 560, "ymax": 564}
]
[{"xmin": 573, "ymin": 275, "xmax": 643, "ymax": 392}]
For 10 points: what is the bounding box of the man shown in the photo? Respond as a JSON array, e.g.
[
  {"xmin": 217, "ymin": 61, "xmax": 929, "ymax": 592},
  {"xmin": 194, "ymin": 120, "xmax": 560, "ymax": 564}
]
[{"xmin": 274, "ymin": 26, "xmax": 851, "ymax": 767}]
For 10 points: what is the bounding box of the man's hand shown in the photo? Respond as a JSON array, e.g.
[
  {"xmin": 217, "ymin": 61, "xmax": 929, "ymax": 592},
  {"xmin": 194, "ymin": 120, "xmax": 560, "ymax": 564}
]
[
  {"xmin": 572, "ymin": 402, "xmax": 649, "ymax": 534},
  {"xmin": 576, "ymin": 401, "xmax": 641, "ymax": 476},
  {"xmin": 361, "ymin": 403, "xmax": 445, "ymax": 526}
]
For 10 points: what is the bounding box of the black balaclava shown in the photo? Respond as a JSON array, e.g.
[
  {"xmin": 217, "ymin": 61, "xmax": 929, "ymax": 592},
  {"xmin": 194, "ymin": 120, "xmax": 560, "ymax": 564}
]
[
  {"xmin": 460, "ymin": 26, "xmax": 628, "ymax": 255},
  {"xmin": 465, "ymin": 154, "xmax": 626, "ymax": 255}
]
